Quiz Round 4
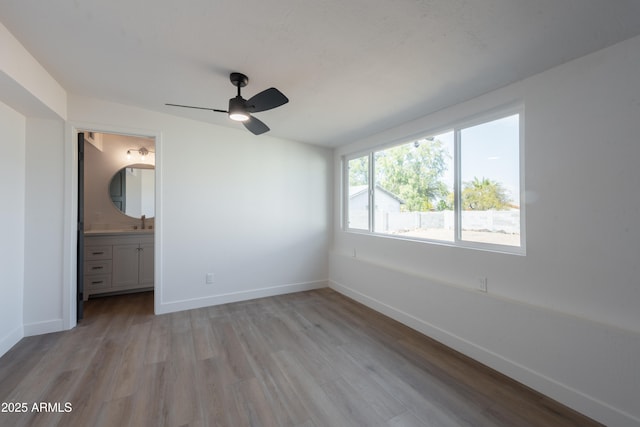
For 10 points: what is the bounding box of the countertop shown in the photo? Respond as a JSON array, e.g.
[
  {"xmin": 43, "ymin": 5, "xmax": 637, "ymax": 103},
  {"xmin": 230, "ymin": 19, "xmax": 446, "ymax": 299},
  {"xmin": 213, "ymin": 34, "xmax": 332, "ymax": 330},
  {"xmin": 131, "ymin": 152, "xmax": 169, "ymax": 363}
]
[{"xmin": 84, "ymin": 228, "xmax": 154, "ymax": 236}]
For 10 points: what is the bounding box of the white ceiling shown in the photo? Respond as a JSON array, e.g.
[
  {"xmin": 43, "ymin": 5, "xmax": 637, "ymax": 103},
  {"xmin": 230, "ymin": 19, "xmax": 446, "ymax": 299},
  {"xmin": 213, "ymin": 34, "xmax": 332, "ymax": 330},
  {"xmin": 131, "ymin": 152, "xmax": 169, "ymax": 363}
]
[{"xmin": 2, "ymin": 0, "xmax": 640, "ymax": 147}]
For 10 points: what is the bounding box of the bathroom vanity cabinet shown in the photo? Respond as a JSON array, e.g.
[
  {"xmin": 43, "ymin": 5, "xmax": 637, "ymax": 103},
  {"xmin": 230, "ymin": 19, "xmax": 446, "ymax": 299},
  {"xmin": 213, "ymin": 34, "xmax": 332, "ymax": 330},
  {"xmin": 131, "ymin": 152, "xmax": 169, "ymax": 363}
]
[{"xmin": 84, "ymin": 231, "xmax": 154, "ymax": 299}]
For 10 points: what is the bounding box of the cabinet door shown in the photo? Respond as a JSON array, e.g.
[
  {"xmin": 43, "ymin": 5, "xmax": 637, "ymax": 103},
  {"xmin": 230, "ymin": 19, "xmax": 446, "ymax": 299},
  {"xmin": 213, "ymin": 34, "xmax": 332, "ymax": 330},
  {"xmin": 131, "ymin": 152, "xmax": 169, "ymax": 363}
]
[
  {"xmin": 112, "ymin": 244, "xmax": 140, "ymax": 287},
  {"xmin": 139, "ymin": 242, "xmax": 154, "ymax": 286},
  {"xmin": 84, "ymin": 274, "xmax": 112, "ymax": 293}
]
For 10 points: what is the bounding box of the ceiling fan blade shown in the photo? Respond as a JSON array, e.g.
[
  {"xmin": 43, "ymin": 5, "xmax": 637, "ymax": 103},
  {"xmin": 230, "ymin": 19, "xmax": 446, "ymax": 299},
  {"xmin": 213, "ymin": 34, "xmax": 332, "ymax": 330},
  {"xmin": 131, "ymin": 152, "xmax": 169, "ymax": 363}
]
[
  {"xmin": 165, "ymin": 103, "xmax": 227, "ymax": 113},
  {"xmin": 243, "ymin": 115, "xmax": 270, "ymax": 135},
  {"xmin": 246, "ymin": 88, "xmax": 288, "ymax": 113}
]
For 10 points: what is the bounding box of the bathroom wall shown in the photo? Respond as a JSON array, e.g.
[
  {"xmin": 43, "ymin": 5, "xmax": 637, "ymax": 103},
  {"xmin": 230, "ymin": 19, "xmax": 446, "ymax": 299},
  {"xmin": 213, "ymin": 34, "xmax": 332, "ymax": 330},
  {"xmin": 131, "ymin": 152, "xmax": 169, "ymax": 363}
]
[{"xmin": 84, "ymin": 133, "xmax": 156, "ymax": 230}]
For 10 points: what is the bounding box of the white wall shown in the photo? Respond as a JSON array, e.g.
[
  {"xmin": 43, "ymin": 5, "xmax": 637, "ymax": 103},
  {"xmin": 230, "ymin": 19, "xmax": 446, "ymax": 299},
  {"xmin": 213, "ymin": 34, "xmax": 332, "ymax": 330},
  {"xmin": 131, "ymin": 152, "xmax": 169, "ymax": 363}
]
[
  {"xmin": 22, "ymin": 118, "xmax": 66, "ymax": 335},
  {"xmin": 0, "ymin": 21, "xmax": 66, "ymax": 119},
  {"xmin": 68, "ymin": 95, "xmax": 332, "ymax": 314},
  {"xmin": 0, "ymin": 18, "xmax": 68, "ymax": 346},
  {"xmin": 0, "ymin": 100, "xmax": 26, "ymax": 355},
  {"xmin": 331, "ymin": 35, "xmax": 640, "ymax": 426}
]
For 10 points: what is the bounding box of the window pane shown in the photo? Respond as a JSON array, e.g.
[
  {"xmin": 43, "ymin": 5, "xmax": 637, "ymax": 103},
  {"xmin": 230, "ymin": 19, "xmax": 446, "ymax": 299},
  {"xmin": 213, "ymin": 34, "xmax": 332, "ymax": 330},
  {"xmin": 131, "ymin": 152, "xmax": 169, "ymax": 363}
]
[
  {"xmin": 373, "ymin": 132, "xmax": 454, "ymax": 241},
  {"xmin": 460, "ymin": 114, "xmax": 520, "ymax": 246},
  {"xmin": 347, "ymin": 155, "xmax": 369, "ymax": 230}
]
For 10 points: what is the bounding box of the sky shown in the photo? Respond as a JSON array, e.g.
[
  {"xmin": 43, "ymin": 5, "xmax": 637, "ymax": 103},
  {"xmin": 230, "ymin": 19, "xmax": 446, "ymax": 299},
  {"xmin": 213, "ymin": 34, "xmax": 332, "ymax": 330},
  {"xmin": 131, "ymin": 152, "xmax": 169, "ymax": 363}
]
[{"xmin": 436, "ymin": 114, "xmax": 520, "ymax": 203}]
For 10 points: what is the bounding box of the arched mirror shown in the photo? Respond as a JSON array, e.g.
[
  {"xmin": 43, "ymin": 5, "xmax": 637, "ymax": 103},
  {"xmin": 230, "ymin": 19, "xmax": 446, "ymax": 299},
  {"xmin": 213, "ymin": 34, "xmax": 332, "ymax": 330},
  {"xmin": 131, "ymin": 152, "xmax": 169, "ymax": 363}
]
[{"xmin": 109, "ymin": 165, "xmax": 155, "ymax": 218}]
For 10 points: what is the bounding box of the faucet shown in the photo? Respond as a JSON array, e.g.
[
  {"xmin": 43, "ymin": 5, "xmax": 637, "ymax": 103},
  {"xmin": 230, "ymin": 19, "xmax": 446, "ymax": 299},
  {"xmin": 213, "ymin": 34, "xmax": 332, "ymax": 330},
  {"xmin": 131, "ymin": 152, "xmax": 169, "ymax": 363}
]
[{"xmin": 141, "ymin": 215, "xmax": 146, "ymax": 230}]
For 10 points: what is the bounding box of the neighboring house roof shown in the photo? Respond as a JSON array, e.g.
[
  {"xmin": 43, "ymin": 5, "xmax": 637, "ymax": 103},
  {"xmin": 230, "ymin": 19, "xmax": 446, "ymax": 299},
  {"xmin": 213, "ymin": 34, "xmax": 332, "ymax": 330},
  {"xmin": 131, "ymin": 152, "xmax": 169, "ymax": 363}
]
[
  {"xmin": 349, "ymin": 185, "xmax": 405, "ymax": 204},
  {"xmin": 349, "ymin": 185, "xmax": 368, "ymax": 198}
]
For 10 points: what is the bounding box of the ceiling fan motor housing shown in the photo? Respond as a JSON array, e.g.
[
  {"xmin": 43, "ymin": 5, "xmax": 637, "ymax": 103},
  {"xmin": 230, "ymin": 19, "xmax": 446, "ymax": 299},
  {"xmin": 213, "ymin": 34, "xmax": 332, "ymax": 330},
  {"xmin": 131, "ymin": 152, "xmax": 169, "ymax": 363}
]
[{"xmin": 228, "ymin": 96, "xmax": 249, "ymax": 121}]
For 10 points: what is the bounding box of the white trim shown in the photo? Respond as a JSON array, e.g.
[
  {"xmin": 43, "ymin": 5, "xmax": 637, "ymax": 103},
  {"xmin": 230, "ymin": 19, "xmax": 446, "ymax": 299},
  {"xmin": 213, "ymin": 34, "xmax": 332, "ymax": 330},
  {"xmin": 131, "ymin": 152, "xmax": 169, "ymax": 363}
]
[
  {"xmin": 63, "ymin": 122, "xmax": 163, "ymax": 329},
  {"xmin": 0, "ymin": 325, "xmax": 23, "ymax": 358},
  {"xmin": 368, "ymin": 152, "xmax": 375, "ymax": 231},
  {"xmin": 454, "ymin": 127, "xmax": 462, "ymax": 241},
  {"xmin": 518, "ymin": 109, "xmax": 527, "ymax": 251},
  {"xmin": 339, "ymin": 156, "xmax": 346, "ymax": 231},
  {"xmin": 62, "ymin": 123, "xmax": 76, "ymax": 330},
  {"xmin": 342, "ymin": 155, "xmax": 348, "ymax": 231},
  {"xmin": 156, "ymin": 280, "xmax": 327, "ymax": 315},
  {"xmin": 343, "ymin": 228, "xmax": 525, "ymax": 256},
  {"xmin": 454, "ymin": 101, "xmax": 523, "ymax": 133},
  {"xmin": 344, "ymin": 153, "xmax": 371, "ymax": 232},
  {"xmin": 23, "ymin": 319, "xmax": 64, "ymax": 337}
]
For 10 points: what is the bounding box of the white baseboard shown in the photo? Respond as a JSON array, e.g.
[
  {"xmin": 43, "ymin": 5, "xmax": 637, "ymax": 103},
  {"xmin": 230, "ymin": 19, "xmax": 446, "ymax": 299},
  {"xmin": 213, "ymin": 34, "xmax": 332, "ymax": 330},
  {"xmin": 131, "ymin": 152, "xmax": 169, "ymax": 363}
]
[
  {"xmin": 156, "ymin": 280, "xmax": 328, "ymax": 315},
  {"xmin": 23, "ymin": 319, "xmax": 64, "ymax": 337},
  {"xmin": 0, "ymin": 325, "xmax": 24, "ymax": 358},
  {"xmin": 329, "ymin": 278, "xmax": 640, "ymax": 427}
]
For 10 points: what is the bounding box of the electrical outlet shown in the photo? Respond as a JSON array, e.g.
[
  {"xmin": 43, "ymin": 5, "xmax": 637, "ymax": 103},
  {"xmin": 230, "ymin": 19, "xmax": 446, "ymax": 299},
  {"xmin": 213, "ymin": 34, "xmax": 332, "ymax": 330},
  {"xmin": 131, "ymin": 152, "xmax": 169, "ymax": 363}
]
[
  {"xmin": 206, "ymin": 273, "xmax": 215, "ymax": 284},
  {"xmin": 477, "ymin": 277, "xmax": 488, "ymax": 292}
]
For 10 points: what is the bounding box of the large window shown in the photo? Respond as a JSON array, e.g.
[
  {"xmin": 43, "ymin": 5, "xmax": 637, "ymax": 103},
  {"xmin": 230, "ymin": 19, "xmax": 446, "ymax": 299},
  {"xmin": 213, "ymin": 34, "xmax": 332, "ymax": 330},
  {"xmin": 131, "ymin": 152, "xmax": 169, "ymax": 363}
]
[{"xmin": 344, "ymin": 110, "xmax": 523, "ymax": 253}]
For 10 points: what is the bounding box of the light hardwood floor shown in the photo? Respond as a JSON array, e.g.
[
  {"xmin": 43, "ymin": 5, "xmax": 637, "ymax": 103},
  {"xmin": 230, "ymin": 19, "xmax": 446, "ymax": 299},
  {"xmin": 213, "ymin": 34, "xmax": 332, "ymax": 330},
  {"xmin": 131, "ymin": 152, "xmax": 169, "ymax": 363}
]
[{"xmin": 0, "ymin": 289, "xmax": 600, "ymax": 427}]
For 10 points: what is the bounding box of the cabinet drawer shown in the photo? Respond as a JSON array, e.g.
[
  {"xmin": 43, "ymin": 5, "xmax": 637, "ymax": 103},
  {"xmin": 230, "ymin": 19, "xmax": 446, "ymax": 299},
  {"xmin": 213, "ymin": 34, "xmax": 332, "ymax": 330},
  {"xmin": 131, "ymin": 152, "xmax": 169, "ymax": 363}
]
[
  {"xmin": 84, "ymin": 274, "xmax": 111, "ymax": 290},
  {"xmin": 85, "ymin": 246, "xmax": 112, "ymax": 260},
  {"xmin": 85, "ymin": 260, "xmax": 112, "ymax": 275}
]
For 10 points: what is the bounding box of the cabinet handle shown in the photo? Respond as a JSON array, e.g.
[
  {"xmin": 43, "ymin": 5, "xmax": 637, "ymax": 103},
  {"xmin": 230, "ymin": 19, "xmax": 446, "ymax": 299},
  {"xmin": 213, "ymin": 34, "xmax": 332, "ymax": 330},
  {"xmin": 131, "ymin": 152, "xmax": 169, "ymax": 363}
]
[
  {"xmin": 92, "ymin": 251, "xmax": 104, "ymax": 255},
  {"xmin": 91, "ymin": 266, "xmax": 103, "ymax": 270},
  {"xmin": 91, "ymin": 280, "xmax": 104, "ymax": 285}
]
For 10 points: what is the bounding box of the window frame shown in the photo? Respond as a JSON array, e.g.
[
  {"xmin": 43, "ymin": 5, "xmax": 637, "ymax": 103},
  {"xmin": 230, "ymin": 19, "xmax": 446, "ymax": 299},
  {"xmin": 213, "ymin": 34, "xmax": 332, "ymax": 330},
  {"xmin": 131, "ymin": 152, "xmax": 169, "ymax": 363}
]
[
  {"xmin": 343, "ymin": 106, "xmax": 525, "ymax": 255},
  {"xmin": 343, "ymin": 153, "xmax": 373, "ymax": 231}
]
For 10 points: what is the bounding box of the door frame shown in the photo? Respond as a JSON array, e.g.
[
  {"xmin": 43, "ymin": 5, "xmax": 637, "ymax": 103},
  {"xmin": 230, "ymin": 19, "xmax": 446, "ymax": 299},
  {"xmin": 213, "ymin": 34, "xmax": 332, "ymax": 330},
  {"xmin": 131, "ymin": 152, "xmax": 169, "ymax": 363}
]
[
  {"xmin": 77, "ymin": 132, "xmax": 85, "ymax": 321},
  {"xmin": 63, "ymin": 122, "xmax": 162, "ymax": 329}
]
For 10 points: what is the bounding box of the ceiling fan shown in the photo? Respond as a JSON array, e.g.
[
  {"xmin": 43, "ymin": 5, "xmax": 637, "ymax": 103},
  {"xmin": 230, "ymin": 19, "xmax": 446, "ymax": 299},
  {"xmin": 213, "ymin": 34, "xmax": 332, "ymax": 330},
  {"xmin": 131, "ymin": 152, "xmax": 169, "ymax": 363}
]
[{"xmin": 166, "ymin": 72, "xmax": 288, "ymax": 135}]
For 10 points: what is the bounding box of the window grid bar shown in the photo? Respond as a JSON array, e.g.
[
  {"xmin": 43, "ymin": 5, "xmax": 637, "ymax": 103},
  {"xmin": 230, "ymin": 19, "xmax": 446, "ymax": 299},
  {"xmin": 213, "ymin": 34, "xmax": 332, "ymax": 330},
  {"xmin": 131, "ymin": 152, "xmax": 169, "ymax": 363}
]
[
  {"xmin": 454, "ymin": 128, "xmax": 462, "ymax": 243},
  {"xmin": 368, "ymin": 152, "xmax": 375, "ymax": 233}
]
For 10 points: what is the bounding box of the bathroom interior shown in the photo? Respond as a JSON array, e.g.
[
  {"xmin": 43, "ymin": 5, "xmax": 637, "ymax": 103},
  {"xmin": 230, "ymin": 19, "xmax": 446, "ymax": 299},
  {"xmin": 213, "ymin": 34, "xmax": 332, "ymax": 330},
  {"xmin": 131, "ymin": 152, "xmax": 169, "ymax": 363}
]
[{"xmin": 81, "ymin": 131, "xmax": 155, "ymax": 311}]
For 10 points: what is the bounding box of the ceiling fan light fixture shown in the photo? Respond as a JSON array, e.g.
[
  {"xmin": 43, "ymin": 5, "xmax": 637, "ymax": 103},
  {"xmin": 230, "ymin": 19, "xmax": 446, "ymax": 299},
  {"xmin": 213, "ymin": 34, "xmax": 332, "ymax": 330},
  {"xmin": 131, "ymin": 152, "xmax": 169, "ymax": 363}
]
[
  {"xmin": 229, "ymin": 112, "xmax": 250, "ymax": 122},
  {"xmin": 228, "ymin": 97, "xmax": 250, "ymax": 122},
  {"xmin": 166, "ymin": 72, "xmax": 288, "ymax": 135}
]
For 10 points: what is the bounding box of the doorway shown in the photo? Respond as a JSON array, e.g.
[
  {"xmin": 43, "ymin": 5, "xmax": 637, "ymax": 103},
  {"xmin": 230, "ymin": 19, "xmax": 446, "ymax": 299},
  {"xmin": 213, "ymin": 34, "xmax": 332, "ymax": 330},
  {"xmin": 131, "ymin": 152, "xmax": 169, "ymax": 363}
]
[{"xmin": 77, "ymin": 130, "xmax": 156, "ymax": 321}]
